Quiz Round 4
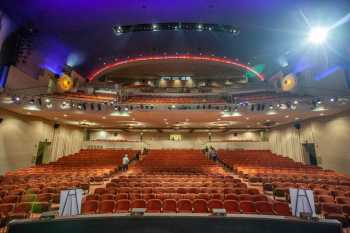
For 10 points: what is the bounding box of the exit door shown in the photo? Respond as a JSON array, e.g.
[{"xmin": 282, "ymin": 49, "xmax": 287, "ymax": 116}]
[{"xmin": 302, "ymin": 143, "xmax": 318, "ymax": 166}]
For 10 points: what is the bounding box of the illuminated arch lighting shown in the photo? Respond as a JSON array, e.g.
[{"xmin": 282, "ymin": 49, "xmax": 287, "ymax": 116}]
[{"xmin": 87, "ymin": 55, "xmax": 265, "ymax": 81}]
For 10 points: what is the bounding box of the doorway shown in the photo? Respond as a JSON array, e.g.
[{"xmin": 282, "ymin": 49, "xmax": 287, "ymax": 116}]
[
  {"xmin": 35, "ymin": 140, "xmax": 51, "ymax": 165},
  {"xmin": 302, "ymin": 143, "xmax": 318, "ymax": 166}
]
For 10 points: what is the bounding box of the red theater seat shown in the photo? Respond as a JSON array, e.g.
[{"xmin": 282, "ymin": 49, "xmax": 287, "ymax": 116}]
[
  {"xmin": 193, "ymin": 199, "xmax": 208, "ymax": 213},
  {"xmin": 225, "ymin": 194, "xmax": 239, "ymax": 201},
  {"xmin": 239, "ymin": 194, "xmax": 253, "ymax": 201},
  {"xmin": 116, "ymin": 193, "xmax": 129, "ymax": 200},
  {"xmin": 8, "ymin": 202, "xmax": 33, "ymax": 220},
  {"xmin": 83, "ymin": 200, "xmax": 99, "ymax": 214},
  {"xmin": 163, "ymin": 199, "xmax": 177, "ymax": 213},
  {"xmin": 37, "ymin": 193, "xmax": 52, "ymax": 202},
  {"xmin": 99, "ymin": 200, "xmax": 115, "ymax": 213},
  {"xmin": 1, "ymin": 195, "xmax": 19, "ymax": 204},
  {"xmin": 177, "ymin": 199, "xmax": 192, "ymax": 213},
  {"xmin": 100, "ymin": 194, "xmax": 115, "ymax": 201},
  {"xmin": 223, "ymin": 200, "xmax": 240, "ymax": 213},
  {"xmin": 273, "ymin": 202, "xmax": 292, "ymax": 216},
  {"xmin": 115, "ymin": 200, "xmax": 130, "ymax": 213},
  {"xmin": 318, "ymin": 195, "xmax": 335, "ymax": 204},
  {"xmin": 253, "ymin": 194, "xmax": 268, "ymax": 202},
  {"xmin": 239, "ymin": 201, "xmax": 256, "ymax": 214},
  {"xmin": 198, "ymin": 193, "xmax": 210, "ymax": 201},
  {"xmin": 146, "ymin": 199, "xmax": 162, "ymax": 213},
  {"xmin": 322, "ymin": 204, "xmax": 347, "ymax": 226},
  {"xmin": 94, "ymin": 188, "xmax": 106, "ymax": 195},
  {"xmin": 131, "ymin": 199, "xmax": 146, "ymax": 209},
  {"xmin": 208, "ymin": 199, "xmax": 224, "ymax": 212},
  {"xmin": 255, "ymin": 201, "xmax": 274, "ymax": 215}
]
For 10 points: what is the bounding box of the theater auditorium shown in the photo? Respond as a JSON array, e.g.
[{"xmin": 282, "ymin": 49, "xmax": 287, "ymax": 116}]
[{"xmin": 0, "ymin": 1, "xmax": 350, "ymax": 233}]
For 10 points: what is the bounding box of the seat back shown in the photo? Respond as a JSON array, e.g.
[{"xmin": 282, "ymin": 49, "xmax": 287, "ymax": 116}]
[
  {"xmin": 240, "ymin": 201, "xmax": 256, "ymax": 214},
  {"xmin": 193, "ymin": 199, "xmax": 208, "ymax": 213},
  {"xmin": 223, "ymin": 200, "xmax": 239, "ymax": 213},
  {"xmin": 99, "ymin": 200, "xmax": 115, "ymax": 213},
  {"xmin": 116, "ymin": 200, "xmax": 130, "ymax": 213},
  {"xmin": 146, "ymin": 199, "xmax": 162, "ymax": 213},
  {"xmin": 163, "ymin": 199, "xmax": 177, "ymax": 213},
  {"xmin": 177, "ymin": 199, "xmax": 192, "ymax": 213}
]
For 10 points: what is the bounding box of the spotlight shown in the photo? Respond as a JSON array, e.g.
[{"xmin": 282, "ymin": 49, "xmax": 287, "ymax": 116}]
[
  {"xmin": 152, "ymin": 24, "xmax": 158, "ymax": 31},
  {"xmin": 45, "ymin": 98, "xmax": 51, "ymax": 103},
  {"xmin": 308, "ymin": 26, "xmax": 328, "ymax": 45}
]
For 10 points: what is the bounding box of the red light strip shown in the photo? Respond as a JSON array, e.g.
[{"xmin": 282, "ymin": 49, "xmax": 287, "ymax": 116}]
[{"xmin": 87, "ymin": 55, "xmax": 265, "ymax": 81}]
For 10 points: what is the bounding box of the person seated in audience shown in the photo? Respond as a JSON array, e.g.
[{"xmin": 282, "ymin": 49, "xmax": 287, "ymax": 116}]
[{"xmin": 122, "ymin": 154, "xmax": 130, "ymax": 171}]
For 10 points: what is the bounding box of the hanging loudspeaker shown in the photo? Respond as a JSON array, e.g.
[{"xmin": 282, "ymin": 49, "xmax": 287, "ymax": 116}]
[
  {"xmin": 56, "ymin": 74, "xmax": 74, "ymax": 93},
  {"xmin": 275, "ymin": 73, "xmax": 298, "ymax": 92}
]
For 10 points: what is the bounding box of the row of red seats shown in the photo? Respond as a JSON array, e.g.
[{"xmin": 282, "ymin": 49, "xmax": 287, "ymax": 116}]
[
  {"xmin": 0, "ymin": 202, "xmax": 51, "ymax": 227},
  {"xmin": 86, "ymin": 193, "xmax": 269, "ymax": 202},
  {"xmin": 218, "ymin": 149, "xmax": 350, "ymax": 226},
  {"xmin": 83, "ymin": 199, "xmax": 292, "ymax": 216},
  {"xmin": 0, "ymin": 193, "xmax": 60, "ymax": 204}
]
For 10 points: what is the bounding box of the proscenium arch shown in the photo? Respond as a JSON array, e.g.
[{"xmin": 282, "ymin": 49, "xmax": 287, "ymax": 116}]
[{"xmin": 87, "ymin": 55, "xmax": 265, "ymax": 81}]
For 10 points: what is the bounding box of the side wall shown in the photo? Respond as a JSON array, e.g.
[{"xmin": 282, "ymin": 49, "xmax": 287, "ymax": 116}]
[
  {"xmin": 269, "ymin": 110, "xmax": 350, "ymax": 175},
  {"xmin": 0, "ymin": 109, "xmax": 84, "ymax": 174}
]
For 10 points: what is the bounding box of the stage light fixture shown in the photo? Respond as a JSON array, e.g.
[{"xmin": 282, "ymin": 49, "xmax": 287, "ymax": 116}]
[{"xmin": 308, "ymin": 26, "xmax": 328, "ymax": 45}]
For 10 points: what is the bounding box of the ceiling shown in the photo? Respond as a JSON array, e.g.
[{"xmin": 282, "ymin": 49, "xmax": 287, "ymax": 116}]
[
  {"xmin": 1, "ymin": 97, "xmax": 349, "ymax": 130},
  {"xmin": 90, "ymin": 56, "xmax": 258, "ymax": 82},
  {"xmin": 1, "ymin": 0, "xmax": 350, "ymax": 77}
]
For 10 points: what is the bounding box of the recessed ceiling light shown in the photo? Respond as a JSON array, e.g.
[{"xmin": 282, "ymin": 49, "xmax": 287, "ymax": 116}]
[
  {"xmin": 312, "ymin": 106, "xmax": 327, "ymax": 112},
  {"xmin": 266, "ymin": 110, "xmax": 277, "ymax": 115},
  {"xmin": 23, "ymin": 105, "xmax": 41, "ymax": 111},
  {"xmin": 2, "ymin": 97, "xmax": 14, "ymax": 104}
]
